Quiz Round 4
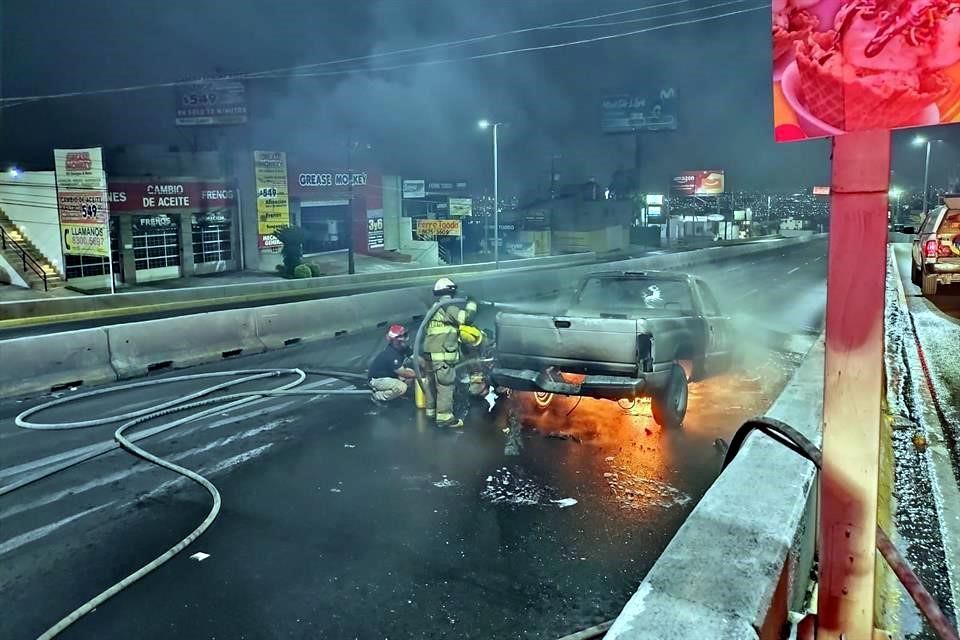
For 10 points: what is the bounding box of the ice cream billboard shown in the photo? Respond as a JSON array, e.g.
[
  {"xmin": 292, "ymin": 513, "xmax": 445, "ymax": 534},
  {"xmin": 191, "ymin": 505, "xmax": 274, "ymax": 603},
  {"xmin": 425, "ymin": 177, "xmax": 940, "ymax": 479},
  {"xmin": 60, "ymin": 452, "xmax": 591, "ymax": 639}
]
[
  {"xmin": 671, "ymin": 171, "xmax": 725, "ymax": 196},
  {"xmin": 772, "ymin": 0, "xmax": 960, "ymax": 142}
]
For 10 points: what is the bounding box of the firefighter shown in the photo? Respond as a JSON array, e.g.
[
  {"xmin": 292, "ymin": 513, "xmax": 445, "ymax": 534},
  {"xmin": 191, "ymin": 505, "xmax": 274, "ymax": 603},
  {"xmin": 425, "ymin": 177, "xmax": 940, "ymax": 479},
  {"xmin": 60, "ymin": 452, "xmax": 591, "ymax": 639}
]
[
  {"xmin": 420, "ymin": 278, "xmax": 483, "ymax": 428},
  {"xmin": 368, "ymin": 324, "xmax": 417, "ymax": 404}
]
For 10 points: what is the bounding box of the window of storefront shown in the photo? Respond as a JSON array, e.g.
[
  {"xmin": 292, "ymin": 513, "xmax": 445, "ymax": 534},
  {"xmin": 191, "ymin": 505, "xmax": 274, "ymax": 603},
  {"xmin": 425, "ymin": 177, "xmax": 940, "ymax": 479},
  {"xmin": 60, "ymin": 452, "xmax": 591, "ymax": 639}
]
[
  {"xmin": 133, "ymin": 214, "xmax": 180, "ymax": 270},
  {"xmin": 192, "ymin": 211, "xmax": 232, "ymax": 263},
  {"xmin": 65, "ymin": 217, "xmax": 121, "ymax": 279},
  {"xmin": 301, "ymin": 203, "xmax": 349, "ymax": 253}
]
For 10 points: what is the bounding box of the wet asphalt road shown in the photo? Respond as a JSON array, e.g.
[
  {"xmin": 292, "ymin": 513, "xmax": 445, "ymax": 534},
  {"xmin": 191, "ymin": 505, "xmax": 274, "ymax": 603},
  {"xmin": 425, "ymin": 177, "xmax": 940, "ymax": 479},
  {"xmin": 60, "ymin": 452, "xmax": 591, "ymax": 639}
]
[{"xmin": 0, "ymin": 240, "xmax": 827, "ymax": 639}]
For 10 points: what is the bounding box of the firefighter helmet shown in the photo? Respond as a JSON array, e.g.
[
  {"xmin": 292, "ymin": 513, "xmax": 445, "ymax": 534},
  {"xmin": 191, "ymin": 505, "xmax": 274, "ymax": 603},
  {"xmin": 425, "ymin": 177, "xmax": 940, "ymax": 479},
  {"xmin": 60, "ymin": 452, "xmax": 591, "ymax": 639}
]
[
  {"xmin": 433, "ymin": 277, "xmax": 457, "ymax": 297},
  {"xmin": 386, "ymin": 324, "xmax": 407, "ymax": 342}
]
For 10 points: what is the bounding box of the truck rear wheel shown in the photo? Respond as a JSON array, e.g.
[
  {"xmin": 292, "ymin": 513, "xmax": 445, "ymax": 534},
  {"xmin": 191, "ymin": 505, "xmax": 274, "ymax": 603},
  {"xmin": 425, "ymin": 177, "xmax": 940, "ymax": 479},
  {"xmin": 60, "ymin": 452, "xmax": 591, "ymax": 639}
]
[
  {"xmin": 911, "ymin": 263, "xmax": 921, "ymax": 286},
  {"xmin": 652, "ymin": 364, "xmax": 688, "ymax": 429}
]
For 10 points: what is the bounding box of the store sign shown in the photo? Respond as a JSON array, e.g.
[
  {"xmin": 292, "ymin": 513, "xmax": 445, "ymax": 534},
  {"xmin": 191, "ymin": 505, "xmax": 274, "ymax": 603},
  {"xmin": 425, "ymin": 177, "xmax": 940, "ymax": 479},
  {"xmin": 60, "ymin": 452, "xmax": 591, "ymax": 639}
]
[
  {"xmin": 194, "ymin": 211, "xmax": 229, "ymax": 226},
  {"xmin": 448, "ymin": 198, "xmax": 473, "ymax": 217},
  {"xmin": 647, "ymin": 206, "xmax": 663, "ymax": 220},
  {"xmin": 402, "ymin": 179, "xmax": 426, "ymax": 199},
  {"xmin": 812, "ymin": 185, "xmax": 831, "ymax": 196},
  {"xmin": 176, "ymin": 80, "xmax": 247, "ymax": 126},
  {"xmin": 298, "ymin": 172, "xmax": 367, "ymax": 188},
  {"xmin": 367, "ymin": 209, "xmax": 385, "ymax": 250},
  {"xmin": 133, "ymin": 213, "xmax": 178, "ymax": 231},
  {"xmin": 426, "ymin": 180, "xmax": 468, "ymax": 194},
  {"xmin": 254, "ymin": 151, "xmax": 291, "ymax": 250},
  {"xmin": 107, "ymin": 181, "xmax": 236, "ymax": 212},
  {"xmin": 671, "ymin": 170, "xmax": 725, "ymax": 196},
  {"xmin": 416, "ymin": 219, "xmax": 461, "ymax": 237},
  {"xmin": 646, "ymin": 194, "xmax": 664, "ymax": 205},
  {"xmin": 54, "ymin": 147, "xmax": 110, "ymax": 258}
]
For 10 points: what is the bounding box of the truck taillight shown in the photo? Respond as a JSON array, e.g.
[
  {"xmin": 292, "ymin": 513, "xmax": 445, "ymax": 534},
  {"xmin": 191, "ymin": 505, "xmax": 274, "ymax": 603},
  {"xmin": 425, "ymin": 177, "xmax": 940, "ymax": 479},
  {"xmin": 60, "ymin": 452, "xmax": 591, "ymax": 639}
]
[{"xmin": 924, "ymin": 239, "xmax": 940, "ymax": 258}]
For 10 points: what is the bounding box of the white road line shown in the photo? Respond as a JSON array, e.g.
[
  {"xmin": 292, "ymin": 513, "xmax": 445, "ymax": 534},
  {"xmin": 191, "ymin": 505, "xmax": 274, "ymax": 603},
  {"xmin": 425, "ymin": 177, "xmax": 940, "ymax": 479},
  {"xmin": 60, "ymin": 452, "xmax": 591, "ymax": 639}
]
[
  {"xmin": 788, "ymin": 267, "xmax": 801, "ymax": 275},
  {"xmin": 0, "ymin": 502, "xmax": 114, "ymax": 557},
  {"xmin": 0, "ymin": 420, "xmax": 295, "ymax": 520}
]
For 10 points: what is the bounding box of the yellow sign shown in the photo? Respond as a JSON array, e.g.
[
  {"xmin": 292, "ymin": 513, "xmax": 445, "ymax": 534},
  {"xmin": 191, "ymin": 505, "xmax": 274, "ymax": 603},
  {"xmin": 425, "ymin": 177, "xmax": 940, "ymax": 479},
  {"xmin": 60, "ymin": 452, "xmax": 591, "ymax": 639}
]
[
  {"xmin": 62, "ymin": 222, "xmax": 110, "ymax": 257},
  {"xmin": 449, "ymin": 197, "xmax": 472, "ymax": 217},
  {"xmin": 254, "ymin": 151, "xmax": 290, "ymax": 249},
  {"xmin": 416, "ymin": 219, "xmax": 461, "ymax": 237}
]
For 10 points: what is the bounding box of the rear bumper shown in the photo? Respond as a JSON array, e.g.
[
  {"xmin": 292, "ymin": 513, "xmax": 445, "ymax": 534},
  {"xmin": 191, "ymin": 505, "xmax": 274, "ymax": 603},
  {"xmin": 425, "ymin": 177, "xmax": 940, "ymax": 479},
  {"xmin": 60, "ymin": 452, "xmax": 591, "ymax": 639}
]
[
  {"xmin": 928, "ymin": 262, "xmax": 960, "ymax": 283},
  {"xmin": 492, "ymin": 366, "xmax": 671, "ymax": 400}
]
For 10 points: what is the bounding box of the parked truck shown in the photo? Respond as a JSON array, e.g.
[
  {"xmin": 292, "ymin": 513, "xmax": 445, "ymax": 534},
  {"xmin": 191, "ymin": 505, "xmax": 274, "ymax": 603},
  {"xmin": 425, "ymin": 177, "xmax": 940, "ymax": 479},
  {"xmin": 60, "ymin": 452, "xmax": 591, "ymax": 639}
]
[{"xmin": 492, "ymin": 270, "xmax": 733, "ymax": 428}]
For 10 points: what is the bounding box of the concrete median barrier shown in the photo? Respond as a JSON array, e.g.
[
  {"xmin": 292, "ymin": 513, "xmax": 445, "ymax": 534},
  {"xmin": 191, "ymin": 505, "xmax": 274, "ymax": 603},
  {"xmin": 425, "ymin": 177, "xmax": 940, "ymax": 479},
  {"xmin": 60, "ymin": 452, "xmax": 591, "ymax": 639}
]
[
  {"xmin": 107, "ymin": 309, "xmax": 265, "ymax": 378},
  {"xmin": 0, "ymin": 328, "xmax": 116, "ymax": 396},
  {"xmin": 606, "ymin": 337, "xmax": 824, "ymax": 639}
]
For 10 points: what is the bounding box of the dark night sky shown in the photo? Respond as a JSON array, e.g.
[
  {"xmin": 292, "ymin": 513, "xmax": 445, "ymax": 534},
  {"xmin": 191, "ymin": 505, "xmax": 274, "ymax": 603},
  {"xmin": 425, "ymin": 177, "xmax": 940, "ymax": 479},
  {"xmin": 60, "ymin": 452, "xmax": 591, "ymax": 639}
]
[{"xmin": 1, "ymin": 0, "xmax": 959, "ymax": 196}]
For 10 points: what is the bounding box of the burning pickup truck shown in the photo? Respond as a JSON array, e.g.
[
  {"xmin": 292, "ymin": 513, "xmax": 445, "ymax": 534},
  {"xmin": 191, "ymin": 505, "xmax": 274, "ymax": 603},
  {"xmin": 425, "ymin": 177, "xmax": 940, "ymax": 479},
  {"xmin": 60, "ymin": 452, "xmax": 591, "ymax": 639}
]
[{"xmin": 492, "ymin": 271, "xmax": 733, "ymax": 428}]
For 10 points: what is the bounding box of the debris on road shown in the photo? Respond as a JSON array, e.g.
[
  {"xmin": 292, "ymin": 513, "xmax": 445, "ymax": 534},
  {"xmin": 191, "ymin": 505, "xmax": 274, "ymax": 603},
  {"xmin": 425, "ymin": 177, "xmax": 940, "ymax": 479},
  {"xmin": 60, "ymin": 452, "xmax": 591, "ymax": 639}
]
[
  {"xmin": 551, "ymin": 498, "xmax": 578, "ymax": 508},
  {"xmin": 189, "ymin": 552, "xmax": 210, "ymax": 562}
]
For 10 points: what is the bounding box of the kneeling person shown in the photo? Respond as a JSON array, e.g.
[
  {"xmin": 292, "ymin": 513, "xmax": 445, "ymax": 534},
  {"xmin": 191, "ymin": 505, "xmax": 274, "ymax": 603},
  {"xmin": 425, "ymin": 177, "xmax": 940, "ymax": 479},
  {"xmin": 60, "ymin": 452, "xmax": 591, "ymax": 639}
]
[{"xmin": 368, "ymin": 324, "xmax": 417, "ymax": 403}]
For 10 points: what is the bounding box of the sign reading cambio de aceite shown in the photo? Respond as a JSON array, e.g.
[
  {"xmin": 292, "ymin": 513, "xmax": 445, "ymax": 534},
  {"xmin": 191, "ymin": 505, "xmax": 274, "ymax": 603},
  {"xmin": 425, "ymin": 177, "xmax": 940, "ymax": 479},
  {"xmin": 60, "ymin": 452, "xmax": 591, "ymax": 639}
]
[
  {"xmin": 54, "ymin": 148, "xmax": 111, "ymax": 258},
  {"xmin": 107, "ymin": 181, "xmax": 236, "ymax": 212},
  {"xmin": 772, "ymin": 0, "xmax": 960, "ymax": 142},
  {"xmin": 671, "ymin": 171, "xmax": 725, "ymax": 196}
]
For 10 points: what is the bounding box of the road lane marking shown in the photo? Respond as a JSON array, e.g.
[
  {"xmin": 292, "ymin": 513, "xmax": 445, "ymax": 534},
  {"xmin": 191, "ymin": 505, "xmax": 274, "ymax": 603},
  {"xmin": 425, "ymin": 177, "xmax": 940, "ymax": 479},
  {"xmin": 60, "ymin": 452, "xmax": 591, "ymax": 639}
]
[
  {"xmin": 788, "ymin": 267, "xmax": 801, "ymax": 275},
  {"xmin": 0, "ymin": 502, "xmax": 114, "ymax": 557},
  {"xmin": 0, "ymin": 420, "xmax": 296, "ymax": 520}
]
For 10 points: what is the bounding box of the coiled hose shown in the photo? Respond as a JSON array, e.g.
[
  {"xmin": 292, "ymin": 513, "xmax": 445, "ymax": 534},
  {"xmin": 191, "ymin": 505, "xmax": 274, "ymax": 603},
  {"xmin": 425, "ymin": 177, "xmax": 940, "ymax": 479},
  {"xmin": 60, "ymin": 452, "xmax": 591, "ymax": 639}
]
[{"xmin": 11, "ymin": 368, "xmax": 370, "ymax": 639}]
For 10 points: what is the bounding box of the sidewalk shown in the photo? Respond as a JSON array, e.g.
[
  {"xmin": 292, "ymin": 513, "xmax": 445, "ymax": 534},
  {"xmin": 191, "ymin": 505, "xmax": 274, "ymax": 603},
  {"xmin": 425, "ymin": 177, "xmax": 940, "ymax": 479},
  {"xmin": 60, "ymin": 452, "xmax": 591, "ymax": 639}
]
[{"xmin": 884, "ymin": 246, "xmax": 960, "ymax": 638}]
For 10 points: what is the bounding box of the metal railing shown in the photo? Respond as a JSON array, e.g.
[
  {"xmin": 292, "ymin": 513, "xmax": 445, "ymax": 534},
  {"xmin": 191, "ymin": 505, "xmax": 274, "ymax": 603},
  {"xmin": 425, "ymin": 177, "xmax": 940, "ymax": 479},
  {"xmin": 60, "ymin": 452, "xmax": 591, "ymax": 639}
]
[{"xmin": 0, "ymin": 226, "xmax": 49, "ymax": 291}]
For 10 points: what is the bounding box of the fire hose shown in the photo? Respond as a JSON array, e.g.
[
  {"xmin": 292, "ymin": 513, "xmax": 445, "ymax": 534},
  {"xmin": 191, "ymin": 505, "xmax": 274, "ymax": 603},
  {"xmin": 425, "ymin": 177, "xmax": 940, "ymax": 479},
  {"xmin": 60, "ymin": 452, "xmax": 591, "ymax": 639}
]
[{"xmin": 8, "ymin": 368, "xmax": 371, "ymax": 639}]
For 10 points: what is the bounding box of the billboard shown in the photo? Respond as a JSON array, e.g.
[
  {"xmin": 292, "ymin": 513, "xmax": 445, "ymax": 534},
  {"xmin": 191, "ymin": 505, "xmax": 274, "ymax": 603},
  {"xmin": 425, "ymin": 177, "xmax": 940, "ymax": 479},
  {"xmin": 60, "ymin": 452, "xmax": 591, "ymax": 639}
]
[
  {"xmin": 812, "ymin": 185, "xmax": 831, "ymax": 196},
  {"xmin": 772, "ymin": 3, "xmax": 960, "ymax": 142},
  {"xmin": 646, "ymin": 194, "xmax": 664, "ymax": 206},
  {"xmin": 602, "ymin": 90, "xmax": 677, "ymax": 133},
  {"xmin": 253, "ymin": 151, "xmax": 291, "ymax": 250},
  {"xmin": 671, "ymin": 171, "xmax": 725, "ymax": 196},
  {"xmin": 402, "ymin": 179, "xmax": 425, "ymax": 198},
  {"xmin": 176, "ymin": 80, "xmax": 247, "ymax": 126},
  {"xmin": 54, "ymin": 148, "xmax": 111, "ymax": 258},
  {"xmin": 426, "ymin": 180, "xmax": 468, "ymax": 194},
  {"xmin": 448, "ymin": 198, "xmax": 473, "ymax": 217},
  {"xmin": 416, "ymin": 219, "xmax": 462, "ymax": 237}
]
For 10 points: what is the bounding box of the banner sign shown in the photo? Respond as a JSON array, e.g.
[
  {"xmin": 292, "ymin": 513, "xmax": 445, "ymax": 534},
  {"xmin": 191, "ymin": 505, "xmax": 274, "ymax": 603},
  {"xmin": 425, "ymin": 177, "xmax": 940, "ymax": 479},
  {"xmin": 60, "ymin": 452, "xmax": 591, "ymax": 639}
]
[
  {"xmin": 107, "ymin": 181, "xmax": 235, "ymax": 211},
  {"xmin": 254, "ymin": 151, "xmax": 291, "ymax": 250},
  {"xmin": 402, "ymin": 179, "xmax": 426, "ymax": 199},
  {"xmin": 448, "ymin": 197, "xmax": 473, "ymax": 217},
  {"xmin": 671, "ymin": 170, "xmax": 725, "ymax": 196},
  {"xmin": 426, "ymin": 180, "xmax": 468, "ymax": 194},
  {"xmin": 176, "ymin": 80, "xmax": 247, "ymax": 126},
  {"xmin": 367, "ymin": 209, "xmax": 385, "ymax": 249},
  {"xmin": 416, "ymin": 219, "xmax": 462, "ymax": 237},
  {"xmin": 602, "ymin": 91, "xmax": 678, "ymax": 133},
  {"xmin": 54, "ymin": 148, "xmax": 110, "ymax": 258},
  {"xmin": 771, "ymin": 2, "xmax": 960, "ymax": 141}
]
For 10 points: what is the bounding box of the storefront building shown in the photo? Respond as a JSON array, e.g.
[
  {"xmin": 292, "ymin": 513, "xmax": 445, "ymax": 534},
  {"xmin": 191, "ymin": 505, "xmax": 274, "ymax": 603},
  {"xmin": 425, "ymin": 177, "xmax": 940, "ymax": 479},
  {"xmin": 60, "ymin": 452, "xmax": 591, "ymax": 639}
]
[{"xmin": 91, "ymin": 178, "xmax": 239, "ymax": 286}]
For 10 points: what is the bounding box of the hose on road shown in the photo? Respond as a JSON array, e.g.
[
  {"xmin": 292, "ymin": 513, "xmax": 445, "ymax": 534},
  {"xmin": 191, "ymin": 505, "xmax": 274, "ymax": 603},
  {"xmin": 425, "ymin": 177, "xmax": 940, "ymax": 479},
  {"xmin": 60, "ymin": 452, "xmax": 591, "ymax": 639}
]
[{"xmin": 13, "ymin": 368, "xmax": 370, "ymax": 639}]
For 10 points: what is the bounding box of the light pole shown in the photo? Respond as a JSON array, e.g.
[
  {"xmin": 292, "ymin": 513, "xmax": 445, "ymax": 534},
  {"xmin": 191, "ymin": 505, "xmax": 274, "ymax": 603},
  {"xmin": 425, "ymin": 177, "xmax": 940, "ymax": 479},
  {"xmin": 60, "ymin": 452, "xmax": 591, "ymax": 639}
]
[
  {"xmin": 913, "ymin": 135, "xmax": 942, "ymax": 215},
  {"xmin": 479, "ymin": 119, "xmax": 502, "ymax": 267}
]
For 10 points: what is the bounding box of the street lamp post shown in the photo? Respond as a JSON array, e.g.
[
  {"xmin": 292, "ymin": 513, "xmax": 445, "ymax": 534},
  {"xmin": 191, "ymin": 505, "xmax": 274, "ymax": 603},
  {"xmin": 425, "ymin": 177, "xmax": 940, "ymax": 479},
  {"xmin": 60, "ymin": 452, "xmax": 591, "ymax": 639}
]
[
  {"xmin": 479, "ymin": 119, "xmax": 502, "ymax": 268},
  {"xmin": 913, "ymin": 136, "xmax": 941, "ymax": 215}
]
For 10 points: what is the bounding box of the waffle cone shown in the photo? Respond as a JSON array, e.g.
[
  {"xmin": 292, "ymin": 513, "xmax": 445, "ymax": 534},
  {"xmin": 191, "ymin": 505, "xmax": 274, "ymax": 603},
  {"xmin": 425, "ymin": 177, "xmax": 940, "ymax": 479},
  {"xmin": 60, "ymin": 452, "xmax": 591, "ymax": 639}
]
[{"xmin": 796, "ymin": 33, "xmax": 949, "ymax": 130}]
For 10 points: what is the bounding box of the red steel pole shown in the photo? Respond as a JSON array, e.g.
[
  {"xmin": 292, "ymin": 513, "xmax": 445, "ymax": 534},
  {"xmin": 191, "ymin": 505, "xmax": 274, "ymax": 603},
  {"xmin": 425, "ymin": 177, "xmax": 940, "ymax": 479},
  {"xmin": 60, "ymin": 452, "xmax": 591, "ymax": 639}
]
[{"xmin": 817, "ymin": 128, "xmax": 891, "ymax": 640}]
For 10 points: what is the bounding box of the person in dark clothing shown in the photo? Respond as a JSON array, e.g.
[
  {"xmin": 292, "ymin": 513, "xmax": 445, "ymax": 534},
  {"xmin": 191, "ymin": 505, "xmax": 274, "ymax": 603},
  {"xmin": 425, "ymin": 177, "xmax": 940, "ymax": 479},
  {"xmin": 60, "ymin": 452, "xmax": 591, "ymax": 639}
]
[{"xmin": 368, "ymin": 324, "xmax": 416, "ymax": 403}]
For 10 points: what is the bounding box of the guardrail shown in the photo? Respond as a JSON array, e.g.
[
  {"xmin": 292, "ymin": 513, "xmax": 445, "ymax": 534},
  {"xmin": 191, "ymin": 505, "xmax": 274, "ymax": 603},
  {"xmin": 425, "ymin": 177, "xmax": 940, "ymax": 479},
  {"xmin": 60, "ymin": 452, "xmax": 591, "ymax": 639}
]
[
  {"xmin": 606, "ymin": 338, "xmax": 824, "ymax": 639},
  {"xmin": 0, "ymin": 235, "xmax": 822, "ymax": 397},
  {"xmin": 0, "ymin": 226, "xmax": 48, "ymax": 291},
  {"xmin": 0, "ymin": 252, "xmax": 597, "ymax": 323}
]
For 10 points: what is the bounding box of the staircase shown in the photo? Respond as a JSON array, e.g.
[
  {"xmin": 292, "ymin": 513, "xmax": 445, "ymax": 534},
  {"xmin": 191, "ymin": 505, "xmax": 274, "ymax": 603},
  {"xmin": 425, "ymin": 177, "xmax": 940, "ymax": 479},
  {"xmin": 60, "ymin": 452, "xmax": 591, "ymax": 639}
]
[{"xmin": 0, "ymin": 209, "xmax": 62, "ymax": 291}]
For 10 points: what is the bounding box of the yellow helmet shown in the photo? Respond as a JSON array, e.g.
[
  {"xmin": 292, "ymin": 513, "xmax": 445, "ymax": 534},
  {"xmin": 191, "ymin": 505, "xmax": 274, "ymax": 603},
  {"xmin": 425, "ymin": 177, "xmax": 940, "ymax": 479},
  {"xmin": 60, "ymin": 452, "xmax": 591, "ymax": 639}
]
[{"xmin": 458, "ymin": 324, "xmax": 484, "ymax": 346}]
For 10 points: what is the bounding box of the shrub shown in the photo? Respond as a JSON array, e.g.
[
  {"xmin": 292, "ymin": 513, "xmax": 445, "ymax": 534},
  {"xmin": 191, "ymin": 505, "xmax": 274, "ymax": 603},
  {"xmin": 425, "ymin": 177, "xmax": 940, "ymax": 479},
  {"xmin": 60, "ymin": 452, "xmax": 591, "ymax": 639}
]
[
  {"xmin": 274, "ymin": 226, "xmax": 305, "ymax": 278},
  {"xmin": 293, "ymin": 264, "xmax": 312, "ymax": 279},
  {"xmin": 307, "ymin": 263, "xmax": 322, "ymax": 277}
]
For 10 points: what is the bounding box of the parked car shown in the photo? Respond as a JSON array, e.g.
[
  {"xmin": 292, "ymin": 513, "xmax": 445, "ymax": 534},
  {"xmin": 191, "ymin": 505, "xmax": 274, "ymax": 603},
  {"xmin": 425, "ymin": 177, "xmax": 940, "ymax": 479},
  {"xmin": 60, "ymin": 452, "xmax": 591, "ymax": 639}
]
[
  {"xmin": 492, "ymin": 271, "xmax": 733, "ymax": 428},
  {"xmin": 911, "ymin": 195, "xmax": 960, "ymax": 297}
]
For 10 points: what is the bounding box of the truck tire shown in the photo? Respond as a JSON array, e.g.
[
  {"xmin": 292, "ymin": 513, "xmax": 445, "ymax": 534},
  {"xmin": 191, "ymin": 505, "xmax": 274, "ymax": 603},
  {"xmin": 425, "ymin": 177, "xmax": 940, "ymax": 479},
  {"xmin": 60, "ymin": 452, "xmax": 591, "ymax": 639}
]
[
  {"xmin": 911, "ymin": 263, "xmax": 921, "ymax": 286},
  {"xmin": 652, "ymin": 364, "xmax": 688, "ymax": 429},
  {"xmin": 922, "ymin": 273, "xmax": 938, "ymax": 297}
]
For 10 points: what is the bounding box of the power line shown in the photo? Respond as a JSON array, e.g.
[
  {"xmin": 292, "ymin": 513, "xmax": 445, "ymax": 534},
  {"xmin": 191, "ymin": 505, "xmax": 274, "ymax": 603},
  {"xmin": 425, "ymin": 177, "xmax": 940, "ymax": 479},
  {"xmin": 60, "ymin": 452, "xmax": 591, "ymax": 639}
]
[
  {"xmin": 257, "ymin": 5, "xmax": 768, "ymax": 80},
  {"xmin": 0, "ymin": 0, "xmax": 690, "ymax": 108},
  {"xmin": 544, "ymin": 0, "xmax": 751, "ymax": 28}
]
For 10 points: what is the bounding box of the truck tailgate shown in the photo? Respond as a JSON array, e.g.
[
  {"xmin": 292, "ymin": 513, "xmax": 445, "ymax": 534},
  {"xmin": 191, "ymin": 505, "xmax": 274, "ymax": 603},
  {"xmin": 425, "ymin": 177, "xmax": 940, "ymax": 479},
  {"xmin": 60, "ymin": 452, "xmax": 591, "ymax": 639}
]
[{"xmin": 496, "ymin": 312, "xmax": 639, "ymax": 373}]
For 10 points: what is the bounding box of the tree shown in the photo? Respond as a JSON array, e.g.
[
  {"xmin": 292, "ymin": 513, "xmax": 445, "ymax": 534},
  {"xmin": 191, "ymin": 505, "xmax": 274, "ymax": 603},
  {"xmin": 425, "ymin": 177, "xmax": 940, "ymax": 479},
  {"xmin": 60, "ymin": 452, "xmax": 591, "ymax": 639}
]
[{"xmin": 274, "ymin": 226, "xmax": 305, "ymax": 278}]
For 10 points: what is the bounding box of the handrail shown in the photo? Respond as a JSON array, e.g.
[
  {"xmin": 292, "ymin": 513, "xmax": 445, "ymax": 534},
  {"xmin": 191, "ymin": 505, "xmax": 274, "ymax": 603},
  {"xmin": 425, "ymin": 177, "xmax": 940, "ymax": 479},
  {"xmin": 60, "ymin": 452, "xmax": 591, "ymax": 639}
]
[{"xmin": 0, "ymin": 226, "xmax": 49, "ymax": 291}]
